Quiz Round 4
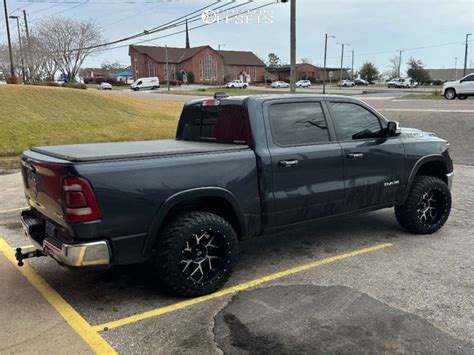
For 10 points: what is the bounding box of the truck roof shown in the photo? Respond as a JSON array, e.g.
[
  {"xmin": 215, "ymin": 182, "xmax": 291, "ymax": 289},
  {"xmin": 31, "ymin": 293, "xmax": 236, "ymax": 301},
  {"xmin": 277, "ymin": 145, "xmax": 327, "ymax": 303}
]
[{"xmin": 186, "ymin": 94, "xmax": 363, "ymax": 106}]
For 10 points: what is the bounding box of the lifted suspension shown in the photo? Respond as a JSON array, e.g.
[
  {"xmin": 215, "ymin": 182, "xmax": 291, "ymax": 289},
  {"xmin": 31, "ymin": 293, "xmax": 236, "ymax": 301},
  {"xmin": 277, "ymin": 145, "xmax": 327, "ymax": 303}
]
[{"xmin": 15, "ymin": 247, "xmax": 46, "ymax": 267}]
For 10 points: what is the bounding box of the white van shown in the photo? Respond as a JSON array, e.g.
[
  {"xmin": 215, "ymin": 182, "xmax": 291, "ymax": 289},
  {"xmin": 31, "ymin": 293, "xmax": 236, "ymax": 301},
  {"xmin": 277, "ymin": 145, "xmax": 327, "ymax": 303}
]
[{"xmin": 130, "ymin": 77, "xmax": 160, "ymax": 91}]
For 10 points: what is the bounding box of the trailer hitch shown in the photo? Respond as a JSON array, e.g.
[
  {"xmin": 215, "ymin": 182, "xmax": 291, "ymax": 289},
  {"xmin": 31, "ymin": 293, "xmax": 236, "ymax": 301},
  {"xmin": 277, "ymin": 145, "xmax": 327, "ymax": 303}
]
[{"xmin": 15, "ymin": 247, "xmax": 46, "ymax": 267}]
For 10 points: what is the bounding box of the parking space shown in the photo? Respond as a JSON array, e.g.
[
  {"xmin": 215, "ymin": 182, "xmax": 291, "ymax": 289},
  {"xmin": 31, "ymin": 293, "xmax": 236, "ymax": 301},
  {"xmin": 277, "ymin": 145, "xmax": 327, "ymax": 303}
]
[{"xmin": 0, "ymin": 104, "xmax": 473, "ymax": 353}]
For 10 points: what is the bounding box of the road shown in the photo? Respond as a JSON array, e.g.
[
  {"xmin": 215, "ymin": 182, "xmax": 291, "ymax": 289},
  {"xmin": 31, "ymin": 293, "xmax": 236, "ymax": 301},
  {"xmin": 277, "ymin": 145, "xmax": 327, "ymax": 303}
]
[{"xmin": 0, "ymin": 97, "xmax": 472, "ymax": 353}]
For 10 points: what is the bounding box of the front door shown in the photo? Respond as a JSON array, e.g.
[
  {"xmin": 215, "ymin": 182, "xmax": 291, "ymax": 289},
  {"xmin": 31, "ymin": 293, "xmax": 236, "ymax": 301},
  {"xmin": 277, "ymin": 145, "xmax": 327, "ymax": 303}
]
[
  {"xmin": 327, "ymin": 101, "xmax": 405, "ymax": 211},
  {"xmin": 266, "ymin": 100, "xmax": 345, "ymax": 228},
  {"xmin": 457, "ymin": 74, "xmax": 474, "ymax": 94}
]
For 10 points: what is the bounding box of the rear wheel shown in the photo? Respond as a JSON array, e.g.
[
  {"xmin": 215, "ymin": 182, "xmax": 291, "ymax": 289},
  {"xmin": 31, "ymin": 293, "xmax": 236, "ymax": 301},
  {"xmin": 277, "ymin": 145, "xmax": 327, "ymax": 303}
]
[
  {"xmin": 153, "ymin": 211, "xmax": 239, "ymax": 296},
  {"xmin": 458, "ymin": 95, "xmax": 468, "ymax": 100},
  {"xmin": 444, "ymin": 88, "xmax": 456, "ymax": 100},
  {"xmin": 395, "ymin": 176, "xmax": 451, "ymax": 234}
]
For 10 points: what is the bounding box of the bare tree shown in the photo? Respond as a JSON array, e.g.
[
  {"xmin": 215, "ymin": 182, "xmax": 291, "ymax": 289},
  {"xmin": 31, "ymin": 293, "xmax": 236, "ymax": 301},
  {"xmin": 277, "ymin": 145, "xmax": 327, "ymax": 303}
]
[
  {"xmin": 387, "ymin": 55, "xmax": 400, "ymax": 78},
  {"xmin": 36, "ymin": 17, "xmax": 103, "ymax": 82},
  {"xmin": 300, "ymin": 57, "xmax": 312, "ymax": 64}
]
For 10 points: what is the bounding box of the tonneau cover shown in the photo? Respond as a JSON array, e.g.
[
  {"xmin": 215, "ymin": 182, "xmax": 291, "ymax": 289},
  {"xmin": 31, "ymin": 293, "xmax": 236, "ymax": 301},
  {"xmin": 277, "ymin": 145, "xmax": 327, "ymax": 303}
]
[{"xmin": 31, "ymin": 139, "xmax": 248, "ymax": 162}]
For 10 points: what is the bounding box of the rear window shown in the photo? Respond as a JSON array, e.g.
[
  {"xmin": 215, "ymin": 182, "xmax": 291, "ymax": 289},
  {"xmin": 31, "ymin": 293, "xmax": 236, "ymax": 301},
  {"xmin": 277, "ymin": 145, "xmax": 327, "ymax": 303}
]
[{"xmin": 176, "ymin": 103, "xmax": 251, "ymax": 144}]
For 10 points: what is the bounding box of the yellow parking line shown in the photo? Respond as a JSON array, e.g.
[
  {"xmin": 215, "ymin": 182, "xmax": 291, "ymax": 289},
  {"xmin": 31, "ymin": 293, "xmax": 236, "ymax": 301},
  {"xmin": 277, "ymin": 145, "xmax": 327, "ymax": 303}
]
[
  {"xmin": 0, "ymin": 238, "xmax": 117, "ymax": 355},
  {"xmin": 93, "ymin": 242, "xmax": 392, "ymax": 331},
  {"xmin": 0, "ymin": 206, "xmax": 27, "ymax": 214}
]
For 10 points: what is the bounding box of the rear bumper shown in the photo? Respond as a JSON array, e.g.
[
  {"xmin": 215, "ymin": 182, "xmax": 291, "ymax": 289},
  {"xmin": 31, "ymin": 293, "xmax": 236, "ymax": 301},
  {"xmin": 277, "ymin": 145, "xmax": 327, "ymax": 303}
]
[{"xmin": 21, "ymin": 210, "xmax": 111, "ymax": 267}]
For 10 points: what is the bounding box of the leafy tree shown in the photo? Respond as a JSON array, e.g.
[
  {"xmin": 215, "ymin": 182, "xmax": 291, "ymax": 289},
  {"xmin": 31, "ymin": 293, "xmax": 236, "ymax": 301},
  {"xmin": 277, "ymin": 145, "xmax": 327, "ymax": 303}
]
[
  {"xmin": 406, "ymin": 58, "xmax": 431, "ymax": 84},
  {"xmin": 359, "ymin": 62, "xmax": 379, "ymax": 81},
  {"xmin": 267, "ymin": 53, "xmax": 281, "ymax": 67}
]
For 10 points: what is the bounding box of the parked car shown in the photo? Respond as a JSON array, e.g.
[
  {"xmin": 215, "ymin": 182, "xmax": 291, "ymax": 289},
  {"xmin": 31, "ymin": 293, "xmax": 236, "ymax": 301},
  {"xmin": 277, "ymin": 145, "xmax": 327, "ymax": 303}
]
[
  {"xmin": 130, "ymin": 77, "xmax": 160, "ymax": 91},
  {"xmin": 97, "ymin": 82, "xmax": 112, "ymax": 91},
  {"xmin": 225, "ymin": 80, "xmax": 248, "ymax": 89},
  {"xmin": 271, "ymin": 81, "xmax": 290, "ymax": 88},
  {"xmin": 340, "ymin": 80, "xmax": 355, "ymax": 87},
  {"xmin": 17, "ymin": 94, "xmax": 453, "ymax": 296},
  {"xmin": 442, "ymin": 73, "xmax": 474, "ymax": 100},
  {"xmin": 387, "ymin": 79, "xmax": 400, "ymax": 88},
  {"xmin": 296, "ymin": 80, "xmax": 311, "ymax": 88},
  {"xmin": 354, "ymin": 79, "xmax": 368, "ymax": 86}
]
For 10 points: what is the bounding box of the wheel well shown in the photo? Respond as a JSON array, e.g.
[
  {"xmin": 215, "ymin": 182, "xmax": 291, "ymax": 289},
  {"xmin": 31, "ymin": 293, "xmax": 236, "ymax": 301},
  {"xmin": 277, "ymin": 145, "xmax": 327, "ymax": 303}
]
[
  {"xmin": 161, "ymin": 197, "xmax": 242, "ymax": 239},
  {"xmin": 415, "ymin": 161, "xmax": 448, "ymax": 184}
]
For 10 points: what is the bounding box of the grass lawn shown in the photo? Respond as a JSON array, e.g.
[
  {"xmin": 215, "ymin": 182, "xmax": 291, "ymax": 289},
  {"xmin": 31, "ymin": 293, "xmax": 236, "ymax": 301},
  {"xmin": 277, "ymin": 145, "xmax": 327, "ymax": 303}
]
[
  {"xmin": 0, "ymin": 85, "xmax": 183, "ymax": 171},
  {"xmin": 398, "ymin": 92, "xmax": 443, "ymax": 100}
]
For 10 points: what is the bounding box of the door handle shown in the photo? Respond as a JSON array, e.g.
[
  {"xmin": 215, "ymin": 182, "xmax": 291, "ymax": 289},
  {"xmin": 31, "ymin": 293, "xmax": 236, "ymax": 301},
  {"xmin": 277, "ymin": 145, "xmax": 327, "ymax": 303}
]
[
  {"xmin": 278, "ymin": 159, "xmax": 299, "ymax": 167},
  {"xmin": 346, "ymin": 153, "xmax": 364, "ymax": 159}
]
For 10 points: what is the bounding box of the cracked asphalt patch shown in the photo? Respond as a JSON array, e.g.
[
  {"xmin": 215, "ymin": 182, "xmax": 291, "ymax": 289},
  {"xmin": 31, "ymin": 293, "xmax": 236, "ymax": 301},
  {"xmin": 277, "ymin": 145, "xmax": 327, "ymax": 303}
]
[{"xmin": 214, "ymin": 285, "xmax": 473, "ymax": 354}]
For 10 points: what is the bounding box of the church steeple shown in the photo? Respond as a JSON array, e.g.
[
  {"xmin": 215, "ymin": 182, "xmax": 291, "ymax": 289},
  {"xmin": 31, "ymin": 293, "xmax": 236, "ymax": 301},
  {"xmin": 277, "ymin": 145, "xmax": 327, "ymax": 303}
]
[{"xmin": 185, "ymin": 18, "xmax": 190, "ymax": 49}]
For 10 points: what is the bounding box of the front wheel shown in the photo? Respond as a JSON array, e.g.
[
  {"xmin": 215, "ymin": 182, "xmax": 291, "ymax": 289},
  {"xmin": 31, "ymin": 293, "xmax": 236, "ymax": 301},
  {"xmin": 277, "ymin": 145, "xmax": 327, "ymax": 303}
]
[
  {"xmin": 458, "ymin": 95, "xmax": 468, "ymax": 100},
  {"xmin": 444, "ymin": 88, "xmax": 456, "ymax": 100},
  {"xmin": 395, "ymin": 176, "xmax": 451, "ymax": 234},
  {"xmin": 153, "ymin": 211, "xmax": 239, "ymax": 296}
]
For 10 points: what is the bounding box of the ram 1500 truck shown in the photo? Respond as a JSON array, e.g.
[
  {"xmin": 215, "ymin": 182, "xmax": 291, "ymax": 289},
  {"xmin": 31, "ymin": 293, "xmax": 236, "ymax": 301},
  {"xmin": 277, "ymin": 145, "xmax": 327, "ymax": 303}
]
[{"xmin": 18, "ymin": 94, "xmax": 453, "ymax": 296}]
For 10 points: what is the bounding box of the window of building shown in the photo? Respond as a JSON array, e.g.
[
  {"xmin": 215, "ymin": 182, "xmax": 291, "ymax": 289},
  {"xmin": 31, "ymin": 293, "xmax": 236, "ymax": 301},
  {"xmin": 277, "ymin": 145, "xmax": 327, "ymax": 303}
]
[
  {"xmin": 253, "ymin": 67, "xmax": 257, "ymax": 81},
  {"xmin": 329, "ymin": 102, "xmax": 383, "ymax": 141},
  {"xmin": 199, "ymin": 60, "xmax": 203, "ymax": 80},
  {"xmin": 164, "ymin": 64, "xmax": 168, "ymax": 80},
  {"xmin": 269, "ymin": 102, "xmax": 329, "ymax": 146},
  {"xmin": 203, "ymin": 53, "xmax": 214, "ymax": 81},
  {"xmin": 171, "ymin": 64, "xmax": 176, "ymax": 80}
]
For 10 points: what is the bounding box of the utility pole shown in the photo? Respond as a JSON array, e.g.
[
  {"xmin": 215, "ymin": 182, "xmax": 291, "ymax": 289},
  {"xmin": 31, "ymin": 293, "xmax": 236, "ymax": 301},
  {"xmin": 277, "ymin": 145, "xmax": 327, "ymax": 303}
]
[
  {"xmin": 454, "ymin": 57, "xmax": 458, "ymax": 80},
  {"xmin": 463, "ymin": 33, "xmax": 471, "ymax": 76},
  {"xmin": 3, "ymin": 0, "xmax": 16, "ymax": 82},
  {"xmin": 351, "ymin": 50, "xmax": 354, "ymax": 80},
  {"xmin": 397, "ymin": 49, "xmax": 403, "ymax": 78},
  {"xmin": 165, "ymin": 44, "xmax": 170, "ymax": 91},
  {"xmin": 289, "ymin": 0, "xmax": 296, "ymax": 93},
  {"xmin": 337, "ymin": 42, "xmax": 350, "ymax": 88},
  {"xmin": 23, "ymin": 10, "xmax": 30, "ymax": 82},
  {"xmin": 218, "ymin": 43, "xmax": 226, "ymax": 87},
  {"xmin": 322, "ymin": 33, "xmax": 335, "ymax": 94},
  {"xmin": 10, "ymin": 16, "xmax": 25, "ymax": 83}
]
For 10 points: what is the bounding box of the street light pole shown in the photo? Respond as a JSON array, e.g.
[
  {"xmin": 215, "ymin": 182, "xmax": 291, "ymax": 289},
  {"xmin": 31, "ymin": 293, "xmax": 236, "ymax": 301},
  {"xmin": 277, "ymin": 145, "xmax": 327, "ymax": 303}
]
[
  {"xmin": 3, "ymin": 0, "xmax": 16, "ymax": 82},
  {"xmin": 337, "ymin": 42, "xmax": 350, "ymax": 88},
  {"xmin": 23, "ymin": 10, "xmax": 30, "ymax": 82},
  {"xmin": 463, "ymin": 33, "xmax": 471, "ymax": 76},
  {"xmin": 454, "ymin": 57, "xmax": 458, "ymax": 80},
  {"xmin": 289, "ymin": 0, "xmax": 296, "ymax": 93},
  {"xmin": 10, "ymin": 16, "xmax": 26, "ymax": 83},
  {"xmin": 322, "ymin": 33, "xmax": 335, "ymax": 94},
  {"xmin": 351, "ymin": 50, "xmax": 354, "ymax": 80}
]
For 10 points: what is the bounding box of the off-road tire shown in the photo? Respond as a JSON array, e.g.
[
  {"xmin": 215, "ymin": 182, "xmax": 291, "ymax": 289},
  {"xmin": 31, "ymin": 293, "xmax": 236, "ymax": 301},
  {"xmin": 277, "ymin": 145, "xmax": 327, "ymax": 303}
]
[
  {"xmin": 444, "ymin": 88, "xmax": 456, "ymax": 100},
  {"xmin": 153, "ymin": 211, "xmax": 239, "ymax": 297},
  {"xmin": 395, "ymin": 176, "xmax": 451, "ymax": 234}
]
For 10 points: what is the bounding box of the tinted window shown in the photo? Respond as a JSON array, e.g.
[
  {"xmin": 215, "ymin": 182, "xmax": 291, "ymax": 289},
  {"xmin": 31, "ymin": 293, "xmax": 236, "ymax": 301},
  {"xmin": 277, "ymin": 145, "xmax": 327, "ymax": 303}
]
[
  {"xmin": 269, "ymin": 102, "xmax": 329, "ymax": 146},
  {"xmin": 462, "ymin": 75, "xmax": 474, "ymax": 82},
  {"xmin": 330, "ymin": 102, "xmax": 383, "ymax": 140},
  {"xmin": 177, "ymin": 104, "xmax": 251, "ymax": 144}
]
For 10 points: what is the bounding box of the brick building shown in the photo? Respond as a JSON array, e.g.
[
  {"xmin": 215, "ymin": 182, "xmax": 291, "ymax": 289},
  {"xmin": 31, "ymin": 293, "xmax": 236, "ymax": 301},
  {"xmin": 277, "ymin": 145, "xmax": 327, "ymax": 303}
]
[
  {"xmin": 129, "ymin": 45, "xmax": 265, "ymax": 84},
  {"xmin": 267, "ymin": 63, "xmax": 349, "ymax": 83}
]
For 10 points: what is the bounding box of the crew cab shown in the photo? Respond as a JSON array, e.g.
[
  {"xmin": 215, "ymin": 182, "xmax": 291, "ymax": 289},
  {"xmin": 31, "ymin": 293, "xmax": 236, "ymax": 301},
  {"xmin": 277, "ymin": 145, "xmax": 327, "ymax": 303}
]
[
  {"xmin": 442, "ymin": 73, "xmax": 474, "ymax": 100},
  {"xmin": 19, "ymin": 94, "xmax": 453, "ymax": 296}
]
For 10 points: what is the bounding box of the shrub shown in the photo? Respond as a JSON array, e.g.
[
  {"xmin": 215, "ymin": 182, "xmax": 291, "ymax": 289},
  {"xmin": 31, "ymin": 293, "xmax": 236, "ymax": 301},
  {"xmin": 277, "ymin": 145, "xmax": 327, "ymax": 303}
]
[
  {"xmin": 432, "ymin": 80, "xmax": 443, "ymax": 86},
  {"xmin": 61, "ymin": 83, "xmax": 87, "ymax": 90},
  {"xmin": 186, "ymin": 71, "xmax": 195, "ymax": 84}
]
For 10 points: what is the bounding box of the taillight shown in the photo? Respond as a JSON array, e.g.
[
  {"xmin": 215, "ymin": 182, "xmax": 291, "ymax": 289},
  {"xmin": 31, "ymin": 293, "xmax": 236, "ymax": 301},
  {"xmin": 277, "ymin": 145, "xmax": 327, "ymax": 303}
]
[{"xmin": 62, "ymin": 176, "xmax": 101, "ymax": 222}]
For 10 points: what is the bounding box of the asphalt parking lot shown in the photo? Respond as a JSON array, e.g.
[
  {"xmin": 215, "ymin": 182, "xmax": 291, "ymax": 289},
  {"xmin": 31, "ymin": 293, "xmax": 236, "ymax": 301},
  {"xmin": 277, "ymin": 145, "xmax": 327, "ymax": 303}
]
[{"xmin": 0, "ymin": 98, "xmax": 473, "ymax": 353}]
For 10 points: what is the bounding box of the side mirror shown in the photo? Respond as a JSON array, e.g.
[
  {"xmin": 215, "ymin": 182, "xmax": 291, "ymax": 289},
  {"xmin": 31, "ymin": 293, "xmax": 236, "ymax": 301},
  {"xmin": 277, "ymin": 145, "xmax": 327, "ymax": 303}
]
[{"xmin": 387, "ymin": 121, "xmax": 401, "ymax": 136}]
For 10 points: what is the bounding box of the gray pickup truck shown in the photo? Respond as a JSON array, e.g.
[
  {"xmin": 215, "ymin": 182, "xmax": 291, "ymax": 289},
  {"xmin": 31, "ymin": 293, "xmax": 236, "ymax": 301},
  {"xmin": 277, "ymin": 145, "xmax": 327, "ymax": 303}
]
[{"xmin": 18, "ymin": 94, "xmax": 453, "ymax": 296}]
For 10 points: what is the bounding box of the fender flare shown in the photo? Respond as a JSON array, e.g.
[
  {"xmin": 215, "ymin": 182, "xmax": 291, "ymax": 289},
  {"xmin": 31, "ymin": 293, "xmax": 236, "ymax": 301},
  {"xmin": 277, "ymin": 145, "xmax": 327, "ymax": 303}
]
[
  {"xmin": 400, "ymin": 154, "xmax": 448, "ymax": 204},
  {"xmin": 141, "ymin": 187, "xmax": 247, "ymax": 260}
]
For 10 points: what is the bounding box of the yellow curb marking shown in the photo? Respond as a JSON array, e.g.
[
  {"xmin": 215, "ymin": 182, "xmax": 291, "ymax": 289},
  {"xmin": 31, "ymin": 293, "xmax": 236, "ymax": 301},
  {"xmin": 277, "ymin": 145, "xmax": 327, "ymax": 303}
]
[
  {"xmin": 93, "ymin": 242, "xmax": 392, "ymax": 331},
  {"xmin": 0, "ymin": 239, "xmax": 117, "ymax": 354}
]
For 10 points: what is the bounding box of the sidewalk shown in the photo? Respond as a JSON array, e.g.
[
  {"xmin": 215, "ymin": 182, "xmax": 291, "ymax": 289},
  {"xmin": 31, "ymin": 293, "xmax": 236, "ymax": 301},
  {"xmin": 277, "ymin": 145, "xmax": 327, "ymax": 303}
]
[{"xmin": 0, "ymin": 252, "xmax": 93, "ymax": 354}]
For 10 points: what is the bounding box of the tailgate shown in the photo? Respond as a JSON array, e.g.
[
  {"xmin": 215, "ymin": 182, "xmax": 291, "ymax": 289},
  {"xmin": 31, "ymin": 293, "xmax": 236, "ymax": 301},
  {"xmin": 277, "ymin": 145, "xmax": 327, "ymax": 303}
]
[{"xmin": 21, "ymin": 151, "xmax": 71, "ymax": 227}]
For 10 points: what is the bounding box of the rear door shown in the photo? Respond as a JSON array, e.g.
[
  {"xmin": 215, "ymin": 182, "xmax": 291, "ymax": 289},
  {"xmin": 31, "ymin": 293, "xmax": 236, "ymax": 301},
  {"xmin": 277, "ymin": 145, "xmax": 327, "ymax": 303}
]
[
  {"xmin": 265, "ymin": 99, "xmax": 345, "ymax": 228},
  {"xmin": 327, "ymin": 100, "xmax": 405, "ymax": 211}
]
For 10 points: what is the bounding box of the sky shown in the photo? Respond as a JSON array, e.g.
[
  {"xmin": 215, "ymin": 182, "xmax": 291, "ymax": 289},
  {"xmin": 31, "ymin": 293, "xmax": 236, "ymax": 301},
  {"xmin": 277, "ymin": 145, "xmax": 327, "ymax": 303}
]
[{"xmin": 1, "ymin": 0, "xmax": 473, "ymax": 76}]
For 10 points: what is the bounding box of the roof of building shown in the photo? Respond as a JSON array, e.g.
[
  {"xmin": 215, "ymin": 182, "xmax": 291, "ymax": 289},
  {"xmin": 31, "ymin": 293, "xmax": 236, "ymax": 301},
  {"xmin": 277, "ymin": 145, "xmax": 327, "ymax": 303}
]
[
  {"xmin": 218, "ymin": 50, "xmax": 265, "ymax": 66},
  {"xmin": 130, "ymin": 45, "xmax": 265, "ymax": 66}
]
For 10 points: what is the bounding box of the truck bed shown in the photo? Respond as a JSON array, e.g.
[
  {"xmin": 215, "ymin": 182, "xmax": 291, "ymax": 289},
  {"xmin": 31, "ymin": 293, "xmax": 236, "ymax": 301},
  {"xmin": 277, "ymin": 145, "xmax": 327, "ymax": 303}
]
[{"xmin": 31, "ymin": 139, "xmax": 249, "ymax": 162}]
